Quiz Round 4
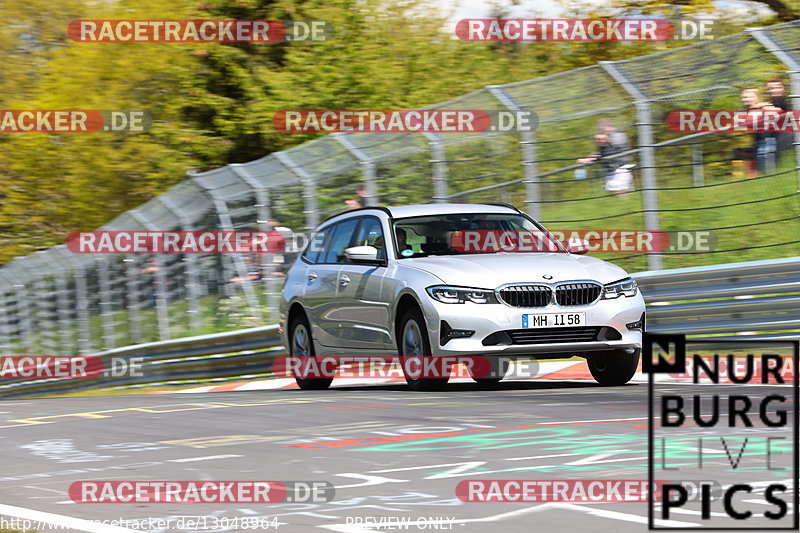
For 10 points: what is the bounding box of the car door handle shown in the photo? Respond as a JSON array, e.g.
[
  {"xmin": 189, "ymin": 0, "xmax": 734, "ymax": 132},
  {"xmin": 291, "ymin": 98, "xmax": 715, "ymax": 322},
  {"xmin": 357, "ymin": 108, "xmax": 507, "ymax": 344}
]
[
  {"xmin": 339, "ymin": 274, "xmax": 350, "ymax": 286},
  {"xmin": 307, "ymin": 271, "xmax": 318, "ymax": 282}
]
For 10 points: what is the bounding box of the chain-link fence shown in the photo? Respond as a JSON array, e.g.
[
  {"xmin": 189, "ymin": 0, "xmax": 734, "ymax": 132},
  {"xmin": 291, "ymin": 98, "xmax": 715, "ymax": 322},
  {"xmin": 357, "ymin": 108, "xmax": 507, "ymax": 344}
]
[{"xmin": 2, "ymin": 22, "xmax": 800, "ymax": 356}]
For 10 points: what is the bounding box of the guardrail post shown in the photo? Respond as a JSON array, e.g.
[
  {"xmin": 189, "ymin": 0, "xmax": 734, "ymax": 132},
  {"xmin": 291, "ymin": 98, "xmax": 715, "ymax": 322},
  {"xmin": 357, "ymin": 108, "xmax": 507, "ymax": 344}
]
[
  {"xmin": 600, "ymin": 61, "xmax": 663, "ymax": 270},
  {"xmin": 333, "ymin": 133, "xmax": 379, "ymax": 206},
  {"xmin": 748, "ymin": 27, "xmax": 800, "ymax": 191},
  {"xmin": 274, "ymin": 152, "xmax": 319, "ymax": 230},
  {"xmin": 487, "ymin": 85, "xmax": 541, "ymax": 218},
  {"xmin": 421, "ymin": 132, "xmax": 449, "ymax": 203}
]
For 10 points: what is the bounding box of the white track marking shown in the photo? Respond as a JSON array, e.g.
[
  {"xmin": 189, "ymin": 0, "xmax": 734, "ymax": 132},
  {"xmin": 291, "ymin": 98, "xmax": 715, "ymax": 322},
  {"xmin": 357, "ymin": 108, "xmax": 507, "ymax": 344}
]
[
  {"xmin": 0, "ymin": 502, "xmax": 139, "ymax": 532},
  {"xmin": 551, "ymin": 502, "xmax": 700, "ymax": 527},
  {"xmin": 168, "ymin": 454, "xmax": 243, "ymax": 463}
]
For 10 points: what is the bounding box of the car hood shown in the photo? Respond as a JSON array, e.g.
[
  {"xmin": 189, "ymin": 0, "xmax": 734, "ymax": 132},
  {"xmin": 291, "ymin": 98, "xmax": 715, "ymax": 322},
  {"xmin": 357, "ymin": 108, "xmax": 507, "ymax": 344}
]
[{"xmin": 405, "ymin": 253, "xmax": 629, "ymax": 288}]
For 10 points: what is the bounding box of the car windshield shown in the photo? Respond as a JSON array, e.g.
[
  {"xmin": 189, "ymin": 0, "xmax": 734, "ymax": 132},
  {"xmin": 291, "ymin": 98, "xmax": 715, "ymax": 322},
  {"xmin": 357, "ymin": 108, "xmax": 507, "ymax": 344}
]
[{"xmin": 393, "ymin": 213, "xmax": 566, "ymax": 258}]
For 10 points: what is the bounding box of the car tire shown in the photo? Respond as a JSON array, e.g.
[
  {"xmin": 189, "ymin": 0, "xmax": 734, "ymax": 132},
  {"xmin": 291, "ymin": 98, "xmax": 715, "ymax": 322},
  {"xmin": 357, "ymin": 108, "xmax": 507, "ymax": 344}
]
[
  {"xmin": 289, "ymin": 313, "xmax": 333, "ymax": 390},
  {"xmin": 468, "ymin": 357, "xmax": 510, "ymax": 385},
  {"xmin": 398, "ymin": 307, "xmax": 449, "ymax": 391},
  {"xmin": 587, "ymin": 348, "xmax": 640, "ymax": 386}
]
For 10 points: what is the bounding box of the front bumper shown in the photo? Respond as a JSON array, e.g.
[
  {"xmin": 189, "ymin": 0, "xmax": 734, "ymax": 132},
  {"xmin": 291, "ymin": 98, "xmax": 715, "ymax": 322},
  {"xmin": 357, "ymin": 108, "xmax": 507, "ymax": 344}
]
[{"xmin": 420, "ymin": 294, "xmax": 645, "ymax": 357}]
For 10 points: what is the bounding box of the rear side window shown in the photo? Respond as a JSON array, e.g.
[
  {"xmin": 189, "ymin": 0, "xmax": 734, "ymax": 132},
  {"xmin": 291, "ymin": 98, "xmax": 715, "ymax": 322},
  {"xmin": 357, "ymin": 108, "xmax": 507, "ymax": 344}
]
[{"xmin": 323, "ymin": 218, "xmax": 360, "ymax": 264}]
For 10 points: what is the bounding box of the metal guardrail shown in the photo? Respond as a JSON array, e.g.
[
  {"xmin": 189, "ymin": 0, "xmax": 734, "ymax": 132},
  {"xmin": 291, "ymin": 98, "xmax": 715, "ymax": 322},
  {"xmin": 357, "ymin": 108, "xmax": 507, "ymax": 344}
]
[
  {"xmin": 633, "ymin": 256, "xmax": 800, "ymax": 340},
  {"xmin": 0, "ymin": 325, "xmax": 283, "ymax": 398},
  {"xmin": 0, "ymin": 256, "xmax": 798, "ymax": 398}
]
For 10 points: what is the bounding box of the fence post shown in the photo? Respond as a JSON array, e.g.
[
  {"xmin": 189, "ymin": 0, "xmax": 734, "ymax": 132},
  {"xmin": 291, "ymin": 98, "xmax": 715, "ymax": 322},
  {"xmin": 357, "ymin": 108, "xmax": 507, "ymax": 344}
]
[
  {"xmin": 748, "ymin": 27, "xmax": 800, "ymax": 191},
  {"xmin": 692, "ymin": 144, "xmax": 704, "ymax": 186},
  {"xmin": 0, "ymin": 275, "xmax": 11, "ymax": 354},
  {"xmin": 6, "ymin": 272, "xmax": 35, "ymax": 353},
  {"xmin": 72, "ymin": 263, "xmax": 92, "ymax": 354},
  {"xmin": 600, "ymin": 61, "xmax": 663, "ymax": 270},
  {"xmin": 274, "ymin": 151, "xmax": 319, "ymax": 230},
  {"xmin": 41, "ymin": 250, "xmax": 75, "ymax": 356},
  {"xmin": 421, "ymin": 132, "xmax": 449, "ymax": 203},
  {"xmin": 333, "ymin": 133, "xmax": 378, "ymax": 206},
  {"xmin": 129, "ymin": 210, "xmax": 172, "ymax": 340},
  {"xmin": 96, "ymin": 256, "xmax": 116, "ymax": 350},
  {"xmin": 487, "ymin": 85, "xmax": 541, "ymax": 218},
  {"xmin": 229, "ymin": 163, "xmax": 281, "ymax": 321},
  {"xmin": 186, "ymin": 176, "xmax": 263, "ymax": 324},
  {"xmin": 157, "ymin": 195, "xmax": 202, "ymax": 335},
  {"xmin": 124, "ymin": 254, "xmax": 142, "ymax": 343}
]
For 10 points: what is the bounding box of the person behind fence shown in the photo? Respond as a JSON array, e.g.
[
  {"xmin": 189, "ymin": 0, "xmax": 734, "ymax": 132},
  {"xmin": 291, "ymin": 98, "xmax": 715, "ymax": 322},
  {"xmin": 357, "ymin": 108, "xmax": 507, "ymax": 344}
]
[
  {"xmin": 598, "ymin": 119, "xmax": 632, "ymax": 155},
  {"xmin": 576, "ymin": 132, "xmax": 633, "ymax": 194},
  {"xmin": 734, "ymin": 88, "xmax": 777, "ymax": 176},
  {"xmin": 766, "ymin": 78, "xmax": 793, "ymax": 157},
  {"xmin": 140, "ymin": 257, "xmax": 160, "ymax": 308},
  {"xmin": 268, "ymin": 218, "xmax": 291, "ymax": 275}
]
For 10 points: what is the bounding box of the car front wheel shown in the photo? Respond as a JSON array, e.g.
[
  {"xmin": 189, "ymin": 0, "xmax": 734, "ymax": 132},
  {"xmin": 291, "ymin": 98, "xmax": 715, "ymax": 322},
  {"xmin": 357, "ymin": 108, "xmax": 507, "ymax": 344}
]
[
  {"xmin": 587, "ymin": 348, "xmax": 640, "ymax": 386},
  {"xmin": 399, "ymin": 307, "xmax": 449, "ymax": 391}
]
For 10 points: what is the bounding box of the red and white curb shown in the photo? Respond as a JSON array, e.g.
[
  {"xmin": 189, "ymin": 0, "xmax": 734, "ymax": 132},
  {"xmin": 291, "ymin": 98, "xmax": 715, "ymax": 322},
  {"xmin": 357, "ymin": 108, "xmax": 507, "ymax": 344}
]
[
  {"xmin": 151, "ymin": 355, "xmax": 796, "ymax": 394},
  {"xmin": 154, "ymin": 361, "xmax": 643, "ymax": 394}
]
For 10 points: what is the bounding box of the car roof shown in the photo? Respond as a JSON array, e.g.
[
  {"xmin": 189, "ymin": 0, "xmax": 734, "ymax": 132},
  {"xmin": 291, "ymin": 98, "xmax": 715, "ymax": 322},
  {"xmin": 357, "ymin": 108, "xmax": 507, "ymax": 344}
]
[
  {"xmin": 320, "ymin": 203, "xmax": 520, "ymax": 227},
  {"xmin": 388, "ymin": 203, "xmax": 518, "ymax": 219}
]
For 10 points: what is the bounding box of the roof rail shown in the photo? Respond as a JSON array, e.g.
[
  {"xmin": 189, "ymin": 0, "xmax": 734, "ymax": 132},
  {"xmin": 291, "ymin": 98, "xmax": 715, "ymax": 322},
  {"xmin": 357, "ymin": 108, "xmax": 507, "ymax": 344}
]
[
  {"xmin": 319, "ymin": 205, "xmax": 393, "ymax": 226},
  {"xmin": 482, "ymin": 202, "xmax": 521, "ymax": 213}
]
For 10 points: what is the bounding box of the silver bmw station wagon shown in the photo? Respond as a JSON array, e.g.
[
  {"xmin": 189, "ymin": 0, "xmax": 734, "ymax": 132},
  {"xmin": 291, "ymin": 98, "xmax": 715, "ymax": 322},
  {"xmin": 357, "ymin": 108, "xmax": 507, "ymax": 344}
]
[{"xmin": 280, "ymin": 203, "xmax": 645, "ymax": 390}]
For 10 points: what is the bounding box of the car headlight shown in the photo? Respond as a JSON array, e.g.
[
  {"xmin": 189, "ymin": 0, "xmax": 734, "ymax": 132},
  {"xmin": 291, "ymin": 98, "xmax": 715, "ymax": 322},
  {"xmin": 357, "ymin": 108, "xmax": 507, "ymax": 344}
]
[
  {"xmin": 426, "ymin": 285, "xmax": 499, "ymax": 304},
  {"xmin": 601, "ymin": 278, "xmax": 638, "ymax": 299}
]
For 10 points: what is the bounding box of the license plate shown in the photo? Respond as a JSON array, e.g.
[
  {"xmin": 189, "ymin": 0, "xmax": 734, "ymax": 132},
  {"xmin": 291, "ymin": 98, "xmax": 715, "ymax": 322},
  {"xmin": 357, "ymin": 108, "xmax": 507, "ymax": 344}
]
[{"xmin": 522, "ymin": 312, "xmax": 585, "ymax": 328}]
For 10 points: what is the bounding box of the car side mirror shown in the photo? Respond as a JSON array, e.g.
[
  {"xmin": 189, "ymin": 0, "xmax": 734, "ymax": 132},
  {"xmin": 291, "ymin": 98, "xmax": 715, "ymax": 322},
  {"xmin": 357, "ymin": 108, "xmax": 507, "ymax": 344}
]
[
  {"xmin": 344, "ymin": 245, "xmax": 382, "ymax": 263},
  {"xmin": 566, "ymin": 238, "xmax": 590, "ymax": 255}
]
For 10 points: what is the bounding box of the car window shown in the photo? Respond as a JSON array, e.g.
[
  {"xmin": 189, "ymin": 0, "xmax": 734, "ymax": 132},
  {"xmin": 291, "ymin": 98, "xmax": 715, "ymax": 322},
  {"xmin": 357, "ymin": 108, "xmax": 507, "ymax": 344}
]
[
  {"xmin": 302, "ymin": 226, "xmax": 332, "ymax": 264},
  {"xmin": 352, "ymin": 217, "xmax": 386, "ymax": 261},
  {"xmin": 323, "ymin": 218, "xmax": 360, "ymax": 264},
  {"xmin": 393, "ymin": 213, "xmax": 565, "ymax": 257}
]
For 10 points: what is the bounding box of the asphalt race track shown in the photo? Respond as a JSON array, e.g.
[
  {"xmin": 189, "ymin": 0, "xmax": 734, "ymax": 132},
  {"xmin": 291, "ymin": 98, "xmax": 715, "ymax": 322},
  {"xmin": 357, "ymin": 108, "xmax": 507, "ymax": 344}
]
[{"xmin": 0, "ymin": 380, "xmax": 795, "ymax": 532}]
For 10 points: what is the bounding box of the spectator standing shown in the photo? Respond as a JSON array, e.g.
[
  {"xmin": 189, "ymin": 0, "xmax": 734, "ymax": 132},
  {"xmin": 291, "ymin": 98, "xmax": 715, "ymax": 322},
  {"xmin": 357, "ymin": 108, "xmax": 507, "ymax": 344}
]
[
  {"xmin": 766, "ymin": 78, "xmax": 793, "ymax": 157},
  {"xmin": 577, "ymin": 133, "xmax": 633, "ymax": 195}
]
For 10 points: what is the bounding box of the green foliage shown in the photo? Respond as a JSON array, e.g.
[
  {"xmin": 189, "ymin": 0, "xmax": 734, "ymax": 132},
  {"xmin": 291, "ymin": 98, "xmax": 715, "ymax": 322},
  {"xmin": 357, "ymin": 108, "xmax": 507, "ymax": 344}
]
[{"xmin": 0, "ymin": 0, "xmax": 788, "ymax": 267}]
